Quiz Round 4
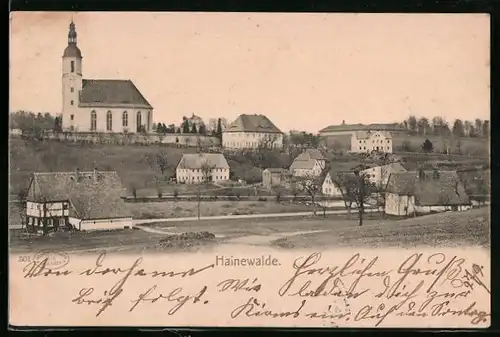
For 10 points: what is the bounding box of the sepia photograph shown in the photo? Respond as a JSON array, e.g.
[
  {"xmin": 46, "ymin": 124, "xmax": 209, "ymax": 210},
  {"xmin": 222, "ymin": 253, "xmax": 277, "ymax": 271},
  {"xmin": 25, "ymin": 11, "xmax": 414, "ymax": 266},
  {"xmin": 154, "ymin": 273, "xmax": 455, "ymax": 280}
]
[{"xmin": 9, "ymin": 11, "xmax": 490, "ymax": 328}]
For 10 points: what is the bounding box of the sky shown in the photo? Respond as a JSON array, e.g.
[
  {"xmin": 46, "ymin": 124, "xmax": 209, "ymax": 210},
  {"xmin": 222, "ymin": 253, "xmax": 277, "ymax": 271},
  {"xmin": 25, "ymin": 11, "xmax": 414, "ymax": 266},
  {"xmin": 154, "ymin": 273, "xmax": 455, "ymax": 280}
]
[{"xmin": 10, "ymin": 12, "xmax": 490, "ymax": 133}]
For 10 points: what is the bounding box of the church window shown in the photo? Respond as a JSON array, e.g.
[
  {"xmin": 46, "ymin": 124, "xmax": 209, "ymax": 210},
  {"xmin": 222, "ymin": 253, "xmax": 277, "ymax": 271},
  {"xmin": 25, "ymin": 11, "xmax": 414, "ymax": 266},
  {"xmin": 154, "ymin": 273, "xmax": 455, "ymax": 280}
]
[
  {"xmin": 90, "ymin": 111, "xmax": 97, "ymax": 131},
  {"xmin": 122, "ymin": 111, "xmax": 128, "ymax": 127},
  {"xmin": 136, "ymin": 111, "xmax": 142, "ymax": 132},
  {"xmin": 71, "ymin": 61, "xmax": 75, "ymax": 73},
  {"xmin": 70, "ymin": 115, "xmax": 74, "ymax": 121},
  {"xmin": 106, "ymin": 111, "xmax": 113, "ymax": 131},
  {"xmin": 70, "ymin": 100, "xmax": 74, "ymax": 106},
  {"xmin": 71, "ymin": 87, "xmax": 74, "ymax": 93}
]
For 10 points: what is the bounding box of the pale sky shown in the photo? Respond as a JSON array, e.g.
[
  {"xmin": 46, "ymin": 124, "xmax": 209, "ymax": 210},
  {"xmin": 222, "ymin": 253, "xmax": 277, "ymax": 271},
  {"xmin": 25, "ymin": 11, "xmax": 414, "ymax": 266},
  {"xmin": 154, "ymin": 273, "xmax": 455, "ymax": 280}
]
[{"xmin": 10, "ymin": 12, "xmax": 490, "ymax": 133}]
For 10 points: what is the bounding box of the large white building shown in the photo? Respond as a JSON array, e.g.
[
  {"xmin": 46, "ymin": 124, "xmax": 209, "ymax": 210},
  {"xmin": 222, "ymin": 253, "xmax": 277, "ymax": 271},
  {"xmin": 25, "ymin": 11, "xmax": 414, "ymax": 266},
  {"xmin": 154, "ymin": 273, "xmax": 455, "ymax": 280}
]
[
  {"xmin": 61, "ymin": 21, "xmax": 153, "ymax": 133},
  {"xmin": 351, "ymin": 131, "xmax": 393, "ymax": 154},
  {"xmin": 222, "ymin": 114, "xmax": 283, "ymax": 149},
  {"xmin": 176, "ymin": 153, "xmax": 230, "ymax": 184}
]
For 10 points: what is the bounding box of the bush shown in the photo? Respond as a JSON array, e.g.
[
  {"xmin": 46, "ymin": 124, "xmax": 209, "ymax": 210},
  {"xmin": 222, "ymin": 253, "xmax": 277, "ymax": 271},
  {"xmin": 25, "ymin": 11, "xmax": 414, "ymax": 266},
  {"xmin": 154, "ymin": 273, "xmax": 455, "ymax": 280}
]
[{"xmin": 401, "ymin": 140, "xmax": 413, "ymax": 152}]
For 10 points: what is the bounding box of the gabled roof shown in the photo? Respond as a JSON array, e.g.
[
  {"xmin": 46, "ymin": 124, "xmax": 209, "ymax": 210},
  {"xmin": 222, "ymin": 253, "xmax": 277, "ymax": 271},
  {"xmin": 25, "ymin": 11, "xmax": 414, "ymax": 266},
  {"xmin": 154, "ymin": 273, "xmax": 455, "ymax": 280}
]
[
  {"xmin": 26, "ymin": 171, "xmax": 131, "ymax": 220},
  {"xmin": 361, "ymin": 162, "xmax": 407, "ymax": 174},
  {"xmin": 224, "ymin": 114, "xmax": 282, "ymax": 134},
  {"xmin": 79, "ymin": 79, "xmax": 153, "ymax": 109},
  {"xmin": 263, "ymin": 168, "xmax": 287, "ymax": 173},
  {"xmin": 290, "ymin": 160, "xmax": 317, "ymax": 170},
  {"xmin": 176, "ymin": 153, "xmax": 229, "ymax": 170},
  {"xmin": 386, "ymin": 170, "xmax": 469, "ymax": 206},
  {"xmin": 319, "ymin": 123, "xmax": 404, "ymax": 133},
  {"xmin": 354, "ymin": 130, "xmax": 392, "ymax": 140}
]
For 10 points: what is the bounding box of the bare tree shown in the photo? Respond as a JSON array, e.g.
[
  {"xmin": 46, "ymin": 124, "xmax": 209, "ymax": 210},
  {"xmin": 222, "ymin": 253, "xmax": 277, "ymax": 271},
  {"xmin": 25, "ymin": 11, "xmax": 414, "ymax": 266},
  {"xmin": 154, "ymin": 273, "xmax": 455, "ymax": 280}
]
[
  {"xmin": 333, "ymin": 168, "xmax": 375, "ymax": 226},
  {"xmin": 296, "ymin": 173, "xmax": 323, "ymax": 215},
  {"xmin": 196, "ymin": 160, "xmax": 216, "ymax": 220}
]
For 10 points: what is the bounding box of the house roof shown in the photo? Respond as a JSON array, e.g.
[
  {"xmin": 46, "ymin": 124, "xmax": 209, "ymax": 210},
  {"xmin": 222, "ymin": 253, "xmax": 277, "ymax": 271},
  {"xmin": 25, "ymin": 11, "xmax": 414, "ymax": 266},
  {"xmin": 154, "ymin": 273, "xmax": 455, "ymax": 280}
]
[
  {"xmin": 298, "ymin": 149, "xmax": 326, "ymax": 161},
  {"xmin": 26, "ymin": 171, "xmax": 131, "ymax": 220},
  {"xmin": 386, "ymin": 170, "xmax": 469, "ymax": 206},
  {"xmin": 289, "ymin": 149, "xmax": 326, "ymax": 170},
  {"xmin": 263, "ymin": 168, "xmax": 287, "ymax": 173},
  {"xmin": 224, "ymin": 114, "xmax": 282, "ymax": 134},
  {"xmin": 354, "ymin": 130, "xmax": 392, "ymax": 140},
  {"xmin": 79, "ymin": 79, "xmax": 153, "ymax": 109},
  {"xmin": 361, "ymin": 162, "xmax": 408, "ymax": 174},
  {"xmin": 290, "ymin": 159, "xmax": 316, "ymax": 170},
  {"xmin": 176, "ymin": 153, "xmax": 229, "ymax": 170},
  {"xmin": 319, "ymin": 123, "xmax": 404, "ymax": 133}
]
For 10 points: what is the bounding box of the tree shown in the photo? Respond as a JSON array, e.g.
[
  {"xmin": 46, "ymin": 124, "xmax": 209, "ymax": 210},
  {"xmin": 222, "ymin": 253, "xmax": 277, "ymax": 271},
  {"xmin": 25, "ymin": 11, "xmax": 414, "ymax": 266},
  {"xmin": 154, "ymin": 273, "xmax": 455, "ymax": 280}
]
[
  {"xmin": 401, "ymin": 140, "xmax": 413, "ymax": 152},
  {"xmin": 182, "ymin": 119, "xmax": 190, "ymax": 133},
  {"xmin": 332, "ymin": 168, "xmax": 375, "ymax": 226},
  {"xmin": 53, "ymin": 116, "xmax": 62, "ymax": 133},
  {"xmin": 407, "ymin": 116, "xmax": 417, "ymax": 135},
  {"xmin": 191, "ymin": 124, "xmax": 198, "ymax": 134},
  {"xmin": 482, "ymin": 120, "xmax": 489, "ymax": 138},
  {"xmin": 422, "ymin": 139, "xmax": 434, "ymax": 153},
  {"xmin": 452, "ymin": 119, "xmax": 464, "ymax": 137},
  {"xmin": 296, "ymin": 173, "xmax": 323, "ymax": 215},
  {"xmin": 475, "ymin": 119, "xmax": 483, "ymax": 137},
  {"xmin": 198, "ymin": 124, "xmax": 207, "ymax": 135},
  {"xmin": 464, "ymin": 121, "xmax": 474, "ymax": 137},
  {"xmin": 417, "ymin": 117, "xmax": 431, "ymax": 136}
]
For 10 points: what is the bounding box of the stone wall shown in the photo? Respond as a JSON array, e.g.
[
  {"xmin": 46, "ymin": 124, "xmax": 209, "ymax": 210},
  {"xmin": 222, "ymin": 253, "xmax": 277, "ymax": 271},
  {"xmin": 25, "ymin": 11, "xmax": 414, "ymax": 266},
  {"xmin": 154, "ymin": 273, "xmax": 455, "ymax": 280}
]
[{"xmin": 41, "ymin": 131, "xmax": 221, "ymax": 147}]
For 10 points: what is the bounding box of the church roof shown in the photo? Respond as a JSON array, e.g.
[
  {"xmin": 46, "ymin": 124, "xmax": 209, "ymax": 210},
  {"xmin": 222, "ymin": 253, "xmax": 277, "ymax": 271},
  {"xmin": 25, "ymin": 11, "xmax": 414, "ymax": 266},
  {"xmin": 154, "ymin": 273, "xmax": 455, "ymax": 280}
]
[
  {"xmin": 63, "ymin": 44, "xmax": 82, "ymax": 58},
  {"xmin": 79, "ymin": 79, "xmax": 153, "ymax": 109},
  {"xmin": 26, "ymin": 171, "xmax": 131, "ymax": 220},
  {"xmin": 225, "ymin": 114, "xmax": 282, "ymax": 134}
]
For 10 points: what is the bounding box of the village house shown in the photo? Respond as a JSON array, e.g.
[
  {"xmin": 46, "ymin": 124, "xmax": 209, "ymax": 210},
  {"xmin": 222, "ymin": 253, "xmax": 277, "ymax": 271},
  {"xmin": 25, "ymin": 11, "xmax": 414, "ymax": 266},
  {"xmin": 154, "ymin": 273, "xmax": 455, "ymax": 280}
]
[
  {"xmin": 289, "ymin": 149, "xmax": 327, "ymax": 177},
  {"xmin": 222, "ymin": 114, "xmax": 283, "ymax": 149},
  {"xmin": 25, "ymin": 170, "xmax": 132, "ymax": 234},
  {"xmin": 61, "ymin": 21, "xmax": 153, "ymax": 133},
  {"xmin": 262, "ymin": 168, "xmax": 292, "ymax": 189},
  {"xmin": 384, "ymin": 170, "xmax": 470, "ymax": 216},
  {"xmin": 320, "ymin": 163, "xmax": 361, "ymax": 198},
  {"xmin": 361, "ymin": 162, "xmax": 407, "ymax": 186},
  {"xmin": 351, "ymin": 131, "xmax": 393, "ymax": 154},
  {"xmin": 176, "ymin": 153, "xmax": 230, "ymax": 184}
]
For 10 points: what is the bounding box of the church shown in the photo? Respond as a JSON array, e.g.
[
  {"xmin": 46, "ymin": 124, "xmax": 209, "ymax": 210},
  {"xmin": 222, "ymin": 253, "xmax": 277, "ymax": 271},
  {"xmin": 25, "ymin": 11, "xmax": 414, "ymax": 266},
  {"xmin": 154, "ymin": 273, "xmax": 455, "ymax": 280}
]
[{"xmin": 61, "ymin": 21, "xmax": 153, "ymax": 133}]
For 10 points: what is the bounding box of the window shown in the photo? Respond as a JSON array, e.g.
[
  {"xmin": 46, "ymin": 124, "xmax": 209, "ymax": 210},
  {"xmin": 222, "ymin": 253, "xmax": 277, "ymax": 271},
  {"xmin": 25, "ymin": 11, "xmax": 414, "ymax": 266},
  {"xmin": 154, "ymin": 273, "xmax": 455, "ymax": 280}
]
[
  {"xmin": 90, "ymin": 110, "xmax": 97, "ymax": 131},
  {"xmin": 122, "ymin": 111, "xmax": 128, "ymax": 127},
  {"xmin": 63, "ymin": 203, "xmax": 69, "ymax": 210},
  {"xmin": 136, "ymin": 111, "xmax": 142, "ymax": 132},
  {"xmin": 70, "ymin": 114, "xmax": 74, "ymax": 121},
  {"xmin": 70, "ymin": 100, "xmax": 74, "ymax": 106},
  {"xmin": 106, "ymin": 111, "xmax": 112, "ymax": 131},
  {"xmin": 71, "ymin": 87, "xmax": 74, "ymax": 93},
  {"xmin": 70, "ymin": 61, "xmax": 75, "ymax": 73}
]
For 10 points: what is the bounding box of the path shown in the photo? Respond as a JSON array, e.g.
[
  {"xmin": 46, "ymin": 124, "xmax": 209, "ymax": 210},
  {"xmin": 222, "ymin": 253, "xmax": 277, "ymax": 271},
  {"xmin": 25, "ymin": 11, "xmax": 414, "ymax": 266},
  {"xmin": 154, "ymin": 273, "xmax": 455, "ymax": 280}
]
[
  {"xmin": 132, "ymin": 208, "xmax": 378, "ymax": 225},
  {"xmin": 134, "ymin": 225, "xmax": 328, "ymax": 246}
]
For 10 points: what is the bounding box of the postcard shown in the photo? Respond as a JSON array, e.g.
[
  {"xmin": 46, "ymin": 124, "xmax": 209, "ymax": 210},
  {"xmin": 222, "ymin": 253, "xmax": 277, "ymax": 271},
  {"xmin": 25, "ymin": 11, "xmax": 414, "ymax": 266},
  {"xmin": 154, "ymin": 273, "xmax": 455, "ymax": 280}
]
[{"xmin": 9, "ymin": 11, "xmax": 490, "ymax": 328}]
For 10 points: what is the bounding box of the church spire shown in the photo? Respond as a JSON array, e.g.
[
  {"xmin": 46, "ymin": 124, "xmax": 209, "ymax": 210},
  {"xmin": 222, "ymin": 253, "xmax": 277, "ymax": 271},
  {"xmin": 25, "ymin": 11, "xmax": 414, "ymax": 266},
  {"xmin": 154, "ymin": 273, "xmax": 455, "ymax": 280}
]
[{"xmin": 68, "ymin": 20, "xmax": 77, "ymax": 45}]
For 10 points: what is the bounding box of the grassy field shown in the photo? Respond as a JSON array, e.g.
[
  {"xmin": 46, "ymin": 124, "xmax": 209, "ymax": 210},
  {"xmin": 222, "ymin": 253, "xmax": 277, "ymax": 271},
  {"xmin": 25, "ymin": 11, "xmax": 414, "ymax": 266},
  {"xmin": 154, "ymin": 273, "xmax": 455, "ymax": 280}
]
[
  {"xmin": 273, "ymin": 207, "xmax": 490, "ymax": 249},
  {"xmin": 128, "ymin": 200, "xmax": 318, "ymax": 219},
  {"xmin": 392, "ymin": 134, "xmax": 488, "ymax": 156},
  {"xmin": 9, "ymin": 207, "xmax": 489, "ymax": 254}
]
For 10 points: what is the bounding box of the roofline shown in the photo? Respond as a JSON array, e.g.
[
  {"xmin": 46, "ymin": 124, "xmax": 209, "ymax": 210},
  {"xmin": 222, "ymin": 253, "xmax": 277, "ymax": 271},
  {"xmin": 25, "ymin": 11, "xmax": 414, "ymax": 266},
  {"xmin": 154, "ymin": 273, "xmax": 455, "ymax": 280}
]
[
  {"xmin": 223, "ymin": 130, "xmax": 283, "ymax": 134},
  {"xmin": 79, "ymin": 103, "xmax": 153, "ymax": 109},
  {"xmin": 79, "ymin": 216, "xmax": 133, "ymax": 221}
]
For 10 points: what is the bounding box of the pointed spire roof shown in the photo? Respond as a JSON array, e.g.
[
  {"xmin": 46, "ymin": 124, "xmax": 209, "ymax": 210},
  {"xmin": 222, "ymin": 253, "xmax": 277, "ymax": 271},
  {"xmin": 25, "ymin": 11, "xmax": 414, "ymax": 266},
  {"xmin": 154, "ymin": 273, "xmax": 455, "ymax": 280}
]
[{"xmin": 63, "ymin": 20, "xmax": 82, "ymax": 58}]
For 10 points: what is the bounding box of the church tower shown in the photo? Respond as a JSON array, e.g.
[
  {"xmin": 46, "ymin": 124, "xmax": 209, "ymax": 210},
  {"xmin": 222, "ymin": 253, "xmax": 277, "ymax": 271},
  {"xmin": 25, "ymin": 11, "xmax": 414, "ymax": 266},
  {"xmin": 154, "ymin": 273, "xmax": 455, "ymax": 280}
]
[{"xmin": 61, "ymin": 20, "xmax": 83, "ymax": 131}]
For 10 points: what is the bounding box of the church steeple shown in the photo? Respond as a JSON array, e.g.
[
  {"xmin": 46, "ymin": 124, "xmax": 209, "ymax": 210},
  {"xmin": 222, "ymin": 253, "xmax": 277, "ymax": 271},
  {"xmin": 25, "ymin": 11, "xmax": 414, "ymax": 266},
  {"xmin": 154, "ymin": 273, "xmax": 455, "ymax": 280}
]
[{"xmin": 68, "ymin": 21, "xmax": 77, "ymax": 45}]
